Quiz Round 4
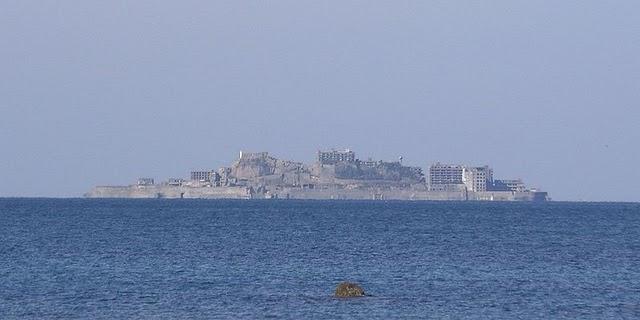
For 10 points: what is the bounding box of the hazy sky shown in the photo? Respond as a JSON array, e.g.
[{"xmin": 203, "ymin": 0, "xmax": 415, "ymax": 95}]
[{"xmin": 1, "ymin": 1, "xmax": 639, "ymax": 201}]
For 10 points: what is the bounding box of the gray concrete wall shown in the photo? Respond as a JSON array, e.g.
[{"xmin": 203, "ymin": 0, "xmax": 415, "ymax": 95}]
[
  {"xmin": 85, "ymin": 185, "xmax": 546, "ymax": 201},
  {"xmin": 85, "ymin": 185, "xmax": 251, "ymax": 199}
]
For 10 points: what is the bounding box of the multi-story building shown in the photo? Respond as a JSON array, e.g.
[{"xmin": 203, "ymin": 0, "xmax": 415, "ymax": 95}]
[
  {"xmin": 359, "ymin": 158, "xmax": 379, "ymax": 168},
  {"xmin": 137, "ymin": 178, "xmax": 154, "ymax": 186},
  {"xmin": 217, "ymin": 167, "xmax": 231, "ymax": 186},
  {"xmin": 429, "ymin": 163, "xmax": 493, "ymax": 192},
  {"xmin": 318, "ymin": 149, "xmax": 356, "ymax": 165},
  {"xmin": 190, "ymin": 170, "xmax": 218, "ymax": 182},
  {"xmin": 463, "ymin": 166, "xmax": 493, "ymax": 192},
  {"xmin": 239, "ymin": 151, "xmax": 269, "ymax": 161},
  {"xmin": 491, "ymin": 179, "xmax": 528, "ymax": 192},
  {"xmin": 167, "ymin": 178, "xmax": 184, "ymax": 186},
  {"xmin": 429, "ymin": 163, "xmax": 464, "ymax": 191}
]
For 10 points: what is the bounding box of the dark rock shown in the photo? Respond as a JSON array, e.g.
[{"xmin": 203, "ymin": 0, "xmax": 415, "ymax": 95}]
[{"xmin": 335, "ymin": 282, "xmax": 365, "ymax": 297}]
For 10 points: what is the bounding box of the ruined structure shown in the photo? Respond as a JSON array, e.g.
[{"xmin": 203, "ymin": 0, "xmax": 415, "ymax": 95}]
[{"xmin": 85, "ymin": 149, "xmax": 548, "ymax": 201}]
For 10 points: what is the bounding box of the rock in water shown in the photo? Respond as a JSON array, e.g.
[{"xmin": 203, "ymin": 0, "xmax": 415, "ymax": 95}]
[{"xmin": 335, "ymin": 282, "xmax": 365, "ymax": 297}]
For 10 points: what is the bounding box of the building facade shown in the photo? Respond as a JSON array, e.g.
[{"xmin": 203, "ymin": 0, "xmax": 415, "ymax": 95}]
[
  {"xmin": 491, "ymin": 179, "xmax": 527, "ymax": 192},
  {"xmin": 239, "ymin": 151, "xmax": 269, "ymax": 161},
  {"xmin": 190, "ymin": 170, "xmax": 217, "ymax": 182},
  {"xmin": 429, "ymin": 163, "xmax": 464, "ymax": 191},
  {"xmin": 318, "ymin": 149, "xmax": 356, "ymax": 165},
  {"xmin": 167, "ymin": 178, "xmax": 184, "ymax": 186},
  {"xmin": 430, "ymin": 164, "xmax": 494, "ymax": 192},
  {"xmin": 136, "ymin": 178, "xmax": 154, "ymax": 186},
  {"xmin": 463, "ymin": 166, "xmax": 493, "ymax": 192}
]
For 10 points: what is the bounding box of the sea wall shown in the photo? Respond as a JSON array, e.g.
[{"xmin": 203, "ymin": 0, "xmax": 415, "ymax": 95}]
[
  {"xmin": 85, "ymin": 185, "xmax": 546, "ymax": 201},
  {"xmin": 270, "ymin": 188, "xmax": 544, "ymax": 201},
  {"xmin": 270, "ymin": 187, "xmax": 465, "ymax": 200},
  {"xmin": 85, "ymin": 185, "xmax": 252, "ymax": 199}
]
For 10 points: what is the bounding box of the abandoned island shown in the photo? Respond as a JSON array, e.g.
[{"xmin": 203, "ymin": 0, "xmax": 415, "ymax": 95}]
[
  {"xmin": 85, "ymin": 149, "xmax": 548, "ymax": 201},
  {"xmin": 85, "ymin": 149, "xmax": 547, "ymax": 201}
]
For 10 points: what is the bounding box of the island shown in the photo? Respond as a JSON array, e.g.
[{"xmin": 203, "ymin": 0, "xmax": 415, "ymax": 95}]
[{"xmin": 85, "ymin": 149, "xmax": 548, "ymax": 201}]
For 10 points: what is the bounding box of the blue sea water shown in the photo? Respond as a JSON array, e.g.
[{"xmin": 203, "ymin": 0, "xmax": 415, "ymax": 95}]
[{"xmin": 1, "ymin": 199, "xmax": 639, "ymax": 319}]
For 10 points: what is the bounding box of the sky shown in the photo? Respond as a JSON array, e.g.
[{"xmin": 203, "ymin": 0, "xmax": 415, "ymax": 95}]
[{"xmin": 1, "ymin": 1, "xmax": 639, "ymax": 201}]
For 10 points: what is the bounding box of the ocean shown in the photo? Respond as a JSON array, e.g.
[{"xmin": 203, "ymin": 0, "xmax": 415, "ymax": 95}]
[{"xmin": 1, "ymin": 199, "xmax": 639, "ymax": 319}]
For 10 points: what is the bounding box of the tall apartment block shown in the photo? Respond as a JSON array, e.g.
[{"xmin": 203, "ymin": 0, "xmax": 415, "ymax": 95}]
[
  {"xmin": 429, "ymin": 163, "xmax": 494, "ymax": 192},
  {"xmin": 318, "ymin": 149, "xmax": 356, "ymax": 165},
  {"xmin": 463, "ymin": 166, "xmax": 493, "ymax": 192},
  {"xmin": 429, "ymin": 163, "xmax": 465, "ymax": 191}
]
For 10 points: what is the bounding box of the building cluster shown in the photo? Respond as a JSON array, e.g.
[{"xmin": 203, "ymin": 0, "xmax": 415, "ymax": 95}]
[
  {"xmin": 134, "ymin": 148, "xmax": 533, "ymax": 194},
  {"xmin": 318, "ymin": 149, "xmax": 401, "ymax": 169},
  {"xmin": 138, "ymin": 170, "xmax": 226, "ymax": 188},
  {"xmin": 187, "ymin": 169, "xmax": 235, "ymax": 187},
  {"xmin": 429, "ymin": 163, "xmax": 491, "ymax": 192},
  {"xmin": 316, "ymin": 149, "xmax": 530, "ymax": 193},
  {"xmin": 428, "ymin": 163, "xmax": 528, "ymax": 193}
]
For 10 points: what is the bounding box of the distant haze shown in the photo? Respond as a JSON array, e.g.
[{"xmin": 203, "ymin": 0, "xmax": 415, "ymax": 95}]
[{"xmin": 1, "ymin": 1, "xmax": 639, "ymax": 201}]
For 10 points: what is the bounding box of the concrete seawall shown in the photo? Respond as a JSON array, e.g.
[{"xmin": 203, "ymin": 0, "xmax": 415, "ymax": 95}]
[
  {"xmin": 85, "ymin": 185, "xmax": 252, "ymax": 199},
  {"xmin": 85, "ymin": 185, "xmax": 546, "ymax": 201}
]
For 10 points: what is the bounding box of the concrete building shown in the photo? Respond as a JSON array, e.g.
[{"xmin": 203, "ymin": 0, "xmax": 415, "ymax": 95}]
[
  {"xmin": 429, "ymin": 163, "xmax": 464, "ymax": 191},
  {"xmin": 359, "ymin": 158, "xmax": 379, "ymax": 168},
  {"xmin": 463, "ymin": 166, "xmax": 493, "ymax": 192},
  {"xmin": 167, "ymin": 178, "xmax": 184, "ymax": 186},
  {"xmin": 429, "ymin": 163, "xmax": 493, "ymax": 192},
  {"xmin": 239, "ymin": 151, "xmax": 269, "ymax": 161},
  {"xmin": 137, "ymin": 178, "xmax": 154, "ymax": 186},
  {"xmin": 190, "ymin": 170, "xmax": 217, "ymax": 182},
  {"xmin": 318, "ymin": 149, "xmax": 356, "ymax": 165},
  {"xmin": 491, "ymin": 179, "xmax": 528, "ymax": 192},
  {"xmin": 217, "ymin": 167, "xmax": 234, "ymax": 186}
]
